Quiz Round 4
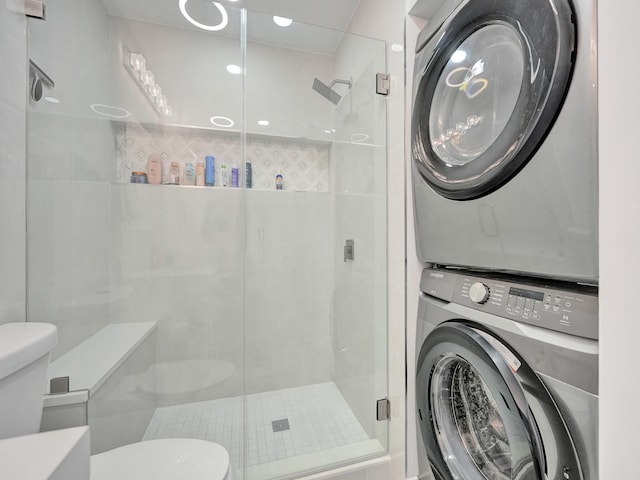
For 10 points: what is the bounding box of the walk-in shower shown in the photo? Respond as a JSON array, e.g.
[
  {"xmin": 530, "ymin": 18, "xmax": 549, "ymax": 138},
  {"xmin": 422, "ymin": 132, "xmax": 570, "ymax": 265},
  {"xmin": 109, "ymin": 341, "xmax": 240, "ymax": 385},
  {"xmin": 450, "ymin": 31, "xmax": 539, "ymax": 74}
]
[{"xmin": 25, "ymin": 1, "xmax": 388, "ymax": 479}]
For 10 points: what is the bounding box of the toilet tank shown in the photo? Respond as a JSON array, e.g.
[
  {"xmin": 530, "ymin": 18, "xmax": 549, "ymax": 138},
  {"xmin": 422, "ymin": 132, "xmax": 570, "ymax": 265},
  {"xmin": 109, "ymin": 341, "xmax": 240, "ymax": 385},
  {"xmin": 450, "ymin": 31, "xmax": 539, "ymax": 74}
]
[{"xmin": 0, "ymin": 323, "xmax": 57, "ymax": 439}]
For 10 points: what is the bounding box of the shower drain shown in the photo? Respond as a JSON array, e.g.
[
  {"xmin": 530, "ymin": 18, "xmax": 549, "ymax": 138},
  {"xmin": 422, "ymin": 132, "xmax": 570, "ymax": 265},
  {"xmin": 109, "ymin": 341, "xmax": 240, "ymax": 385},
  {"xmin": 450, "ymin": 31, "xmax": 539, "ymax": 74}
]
[{"xmin": 271, "ymin": 418, "xmax": 290, "ymax": 432}]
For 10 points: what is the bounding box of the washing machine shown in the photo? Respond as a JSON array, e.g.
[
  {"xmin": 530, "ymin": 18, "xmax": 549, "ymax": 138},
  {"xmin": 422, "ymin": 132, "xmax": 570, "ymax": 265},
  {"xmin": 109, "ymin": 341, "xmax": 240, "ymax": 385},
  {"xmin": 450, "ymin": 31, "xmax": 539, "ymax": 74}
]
[
  {"xmin": 410, "ymin": 0, "xmax": 598, "ymax": 282},
  {"xmin": 415, "ymin": 267, "xmax": 598, "ymax": 480}
]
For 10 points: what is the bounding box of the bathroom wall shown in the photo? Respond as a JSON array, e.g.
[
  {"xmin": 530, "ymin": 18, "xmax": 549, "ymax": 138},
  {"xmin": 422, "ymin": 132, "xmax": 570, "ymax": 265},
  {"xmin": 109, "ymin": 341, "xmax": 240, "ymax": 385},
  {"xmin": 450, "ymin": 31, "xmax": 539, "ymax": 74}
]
[
  {"xmin": 599, "ymin": 0, "xmax": 640, "ymax": 476},
  {"xmin": 27, "ymin": 0, "xmax": 115, "ymax": 358},
  {"xmin": 109, "ymin": 15, "xmax": 334, "ymax": 141},
  {"xmin": 105, "ymin": 13, "xmax": 339, "ymax": 402},
  {"xmin": 0, "ymin": 1, "xmax": 28, "ymax": 325}
]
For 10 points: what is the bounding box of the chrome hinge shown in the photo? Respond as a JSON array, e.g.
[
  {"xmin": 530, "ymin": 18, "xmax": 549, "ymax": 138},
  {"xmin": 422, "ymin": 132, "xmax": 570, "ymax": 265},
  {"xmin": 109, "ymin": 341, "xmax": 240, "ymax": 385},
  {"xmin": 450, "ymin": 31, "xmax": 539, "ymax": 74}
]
[
  {"xmin": 376, "ymin": 73, "xmax": 390, "ymax": 96},
  {"xmin": 24, "ymin": 0, "xmax": 45, "ymax": 19},
  {"xmin": 376, "ymin": 398, "xmax": 390, "ymax": 421}
]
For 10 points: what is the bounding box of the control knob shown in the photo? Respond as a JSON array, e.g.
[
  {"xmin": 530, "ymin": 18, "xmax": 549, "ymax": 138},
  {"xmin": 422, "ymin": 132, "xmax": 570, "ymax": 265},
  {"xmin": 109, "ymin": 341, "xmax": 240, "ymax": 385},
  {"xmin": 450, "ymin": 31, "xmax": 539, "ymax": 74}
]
[{"xmin": 469, "ymin": 282, "xmax": 490, "ymax": 304}]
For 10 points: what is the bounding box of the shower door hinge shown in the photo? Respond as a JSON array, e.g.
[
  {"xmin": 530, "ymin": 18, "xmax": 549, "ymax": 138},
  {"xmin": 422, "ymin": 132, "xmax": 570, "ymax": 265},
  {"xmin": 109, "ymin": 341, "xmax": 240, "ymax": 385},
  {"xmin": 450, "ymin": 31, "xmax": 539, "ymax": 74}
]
[
  {"xmin": 24, "ymin": 0, "xmax": 45, "ymax": 19},
  {"xmin": 376, "ymin": 73, "xmax": 390, "ymax": 96},
  {"xmin": 376, "ymin": 398, "xmax": 390, "ymax": 421}
]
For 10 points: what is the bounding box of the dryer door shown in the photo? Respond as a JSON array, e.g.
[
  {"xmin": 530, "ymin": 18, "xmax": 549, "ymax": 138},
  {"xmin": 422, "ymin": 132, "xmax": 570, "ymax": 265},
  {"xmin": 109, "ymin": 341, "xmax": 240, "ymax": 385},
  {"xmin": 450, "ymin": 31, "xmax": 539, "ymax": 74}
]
[
  {"xmin": 416, "ymin": 322, "xmax": 582, "ymax": 480},
  {"xmin": 412, "ymin": 0, "xmax": 575, "ymax": 200}
]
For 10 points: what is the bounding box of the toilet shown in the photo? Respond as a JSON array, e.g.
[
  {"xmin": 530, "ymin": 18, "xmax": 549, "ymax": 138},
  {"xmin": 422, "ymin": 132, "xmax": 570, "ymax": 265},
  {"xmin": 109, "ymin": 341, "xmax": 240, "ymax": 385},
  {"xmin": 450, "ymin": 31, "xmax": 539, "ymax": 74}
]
[{"xmin": 0, "ymin": 322, "xmax": 233, "ymax": 480}]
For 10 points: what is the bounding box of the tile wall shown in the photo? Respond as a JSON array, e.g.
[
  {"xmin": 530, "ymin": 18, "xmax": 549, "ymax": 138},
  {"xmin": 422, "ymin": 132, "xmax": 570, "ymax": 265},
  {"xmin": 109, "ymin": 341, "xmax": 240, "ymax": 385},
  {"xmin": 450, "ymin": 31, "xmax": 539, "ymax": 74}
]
[
  {"xmin": 0, "ymin": 1, "xmax": 27, "ymax": 324},
  {"xmin": 115, "ymin": 122, "xmax": 330, "ymax": 192}
]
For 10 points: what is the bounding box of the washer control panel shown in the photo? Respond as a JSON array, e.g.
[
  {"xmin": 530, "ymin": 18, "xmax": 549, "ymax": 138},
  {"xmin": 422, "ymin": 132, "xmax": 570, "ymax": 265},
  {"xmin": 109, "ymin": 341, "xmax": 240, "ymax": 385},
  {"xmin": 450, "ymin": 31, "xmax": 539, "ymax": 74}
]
[{"xmin": 421, "ymin": 268, "xmax": 598, "ymax": 340}]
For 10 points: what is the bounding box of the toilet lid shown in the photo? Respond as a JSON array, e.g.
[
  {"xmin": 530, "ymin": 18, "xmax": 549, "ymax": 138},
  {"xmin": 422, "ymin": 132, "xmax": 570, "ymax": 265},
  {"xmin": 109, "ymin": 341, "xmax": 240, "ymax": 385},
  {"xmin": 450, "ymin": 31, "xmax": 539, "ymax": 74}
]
[{"xmin": 91, "ymin": 439, "xmax": 230, "ymax": 480}]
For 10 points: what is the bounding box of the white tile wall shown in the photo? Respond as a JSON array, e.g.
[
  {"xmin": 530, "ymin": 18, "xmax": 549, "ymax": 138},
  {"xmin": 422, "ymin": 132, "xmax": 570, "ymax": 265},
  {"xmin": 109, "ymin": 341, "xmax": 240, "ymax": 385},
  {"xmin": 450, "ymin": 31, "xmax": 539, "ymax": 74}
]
[
  {"xmin": 115, "ymin": 122, "xmax": 330, "ymax": 192},
  {"xmin": 0, "ymin": 1, "xmax": 27, "ymax": 324}
]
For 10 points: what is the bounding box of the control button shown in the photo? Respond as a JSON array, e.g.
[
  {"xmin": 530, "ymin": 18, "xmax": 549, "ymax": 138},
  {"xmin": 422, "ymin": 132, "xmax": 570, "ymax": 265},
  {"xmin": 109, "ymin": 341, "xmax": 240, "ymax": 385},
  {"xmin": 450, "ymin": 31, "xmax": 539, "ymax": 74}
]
[
  {"xmin": 553, "ymin": 306, "xmax": 560, "ymax": 313},
  {"xmin": 522, "ymin": 312, "xmax": 530, "ymax": 319},
  {"xmin": 469, "ymin": 282, "xmax": 490, "ymax": 304},
  {"xmin": 554, "ymin": 296, "xmax": 561, "ymax": 304},
  {"xmin": 532, "ymin": 313, "xmax": 540, "ymax": 320},
  {"xmin": 565, "ymin": 301, "xmax": 572, "ymax": 308}
]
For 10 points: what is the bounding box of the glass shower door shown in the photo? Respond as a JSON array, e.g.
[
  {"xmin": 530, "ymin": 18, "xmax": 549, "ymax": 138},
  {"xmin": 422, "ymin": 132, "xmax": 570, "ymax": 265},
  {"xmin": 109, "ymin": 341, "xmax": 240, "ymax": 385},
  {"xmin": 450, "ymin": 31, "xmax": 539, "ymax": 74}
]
[{"xmin": 242, "ymin": 12, "xmax": 388, "ymax": 479}]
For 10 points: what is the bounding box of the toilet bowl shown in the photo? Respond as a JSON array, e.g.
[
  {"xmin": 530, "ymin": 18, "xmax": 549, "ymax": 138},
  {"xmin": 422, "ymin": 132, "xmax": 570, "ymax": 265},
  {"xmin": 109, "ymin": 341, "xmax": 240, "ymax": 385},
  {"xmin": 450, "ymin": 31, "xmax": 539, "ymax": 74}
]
[
  {"xmin": 0, "ymin": 322, "xmax": 233, "ymax": 480},
  {"xmin": 91, "ymin": 438, "xmax": 233, "ymax": 480}
]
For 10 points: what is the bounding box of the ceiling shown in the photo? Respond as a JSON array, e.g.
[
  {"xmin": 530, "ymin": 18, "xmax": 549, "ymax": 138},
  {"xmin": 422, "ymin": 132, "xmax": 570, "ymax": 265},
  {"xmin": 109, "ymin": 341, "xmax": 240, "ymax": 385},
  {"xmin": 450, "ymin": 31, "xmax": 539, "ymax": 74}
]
[{"xmin": 101, "ymin": 0, "xmax": 364, "ymax": 55}]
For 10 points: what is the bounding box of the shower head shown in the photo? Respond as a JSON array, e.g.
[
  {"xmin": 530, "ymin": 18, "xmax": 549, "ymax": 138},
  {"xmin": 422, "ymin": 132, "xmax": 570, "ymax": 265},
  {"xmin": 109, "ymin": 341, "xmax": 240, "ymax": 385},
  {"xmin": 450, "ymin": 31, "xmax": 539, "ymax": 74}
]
[{"xmin": 312, "ymin": 77, "xmax": 352, "ymax": 105}]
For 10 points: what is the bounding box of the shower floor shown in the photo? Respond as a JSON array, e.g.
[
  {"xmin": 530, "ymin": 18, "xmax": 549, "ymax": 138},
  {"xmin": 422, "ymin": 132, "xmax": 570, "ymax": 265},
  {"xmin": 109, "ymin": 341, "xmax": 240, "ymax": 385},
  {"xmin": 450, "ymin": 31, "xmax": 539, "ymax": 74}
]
[{"xmin": 142, "ymin": 382, "xmax": 380, "ymax": 476}]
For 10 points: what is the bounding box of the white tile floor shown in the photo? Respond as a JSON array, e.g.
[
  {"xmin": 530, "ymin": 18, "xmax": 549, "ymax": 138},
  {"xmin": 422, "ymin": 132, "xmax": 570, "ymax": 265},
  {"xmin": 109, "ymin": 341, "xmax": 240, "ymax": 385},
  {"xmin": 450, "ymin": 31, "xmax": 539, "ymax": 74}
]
[{"xmin": 143, "ymin": 382, "xmax": 370, "ymax": 471}]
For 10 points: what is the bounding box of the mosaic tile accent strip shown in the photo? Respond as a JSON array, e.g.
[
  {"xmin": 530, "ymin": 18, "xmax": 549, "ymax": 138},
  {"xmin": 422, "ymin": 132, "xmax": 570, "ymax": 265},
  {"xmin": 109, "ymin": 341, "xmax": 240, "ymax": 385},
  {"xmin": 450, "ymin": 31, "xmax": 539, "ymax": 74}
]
[
  {"xmin": 114, "ymin": 123, "xmax": 330, "ymax": 192},
  {"xmin": 142, "ymin": 382, "xmax": 369, "ymax": 470}
]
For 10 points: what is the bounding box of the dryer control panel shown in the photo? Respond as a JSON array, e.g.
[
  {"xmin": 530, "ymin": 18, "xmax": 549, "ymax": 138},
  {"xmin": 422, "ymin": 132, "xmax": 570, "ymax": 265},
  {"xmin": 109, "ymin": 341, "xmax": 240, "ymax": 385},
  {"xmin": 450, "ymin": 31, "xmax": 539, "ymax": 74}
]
[{"xmin": 421, "ymin": 268, "xmax": 598, "ymax": 340}]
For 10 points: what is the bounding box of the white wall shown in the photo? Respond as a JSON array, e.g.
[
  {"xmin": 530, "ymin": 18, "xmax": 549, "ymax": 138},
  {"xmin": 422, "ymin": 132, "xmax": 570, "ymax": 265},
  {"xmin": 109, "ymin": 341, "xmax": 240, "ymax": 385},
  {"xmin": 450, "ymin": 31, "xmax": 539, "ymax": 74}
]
[
  {"xmin": 27, "ymin": 0, "xmax": 115, "ymax": 358},
  {"xmin": 109, "ymin": 16, "xmax": 334, "ymax": 140},
  {"xmin": 404, "ymin": 1, "xmax": 429, "ymax": 478},
  {"xmin": 0, "ymin": 1, "xmax": 27, "ymax": 324},
  {"xmin": 598, "ymin": 1, "xmax": 640, "ymax": 477}
]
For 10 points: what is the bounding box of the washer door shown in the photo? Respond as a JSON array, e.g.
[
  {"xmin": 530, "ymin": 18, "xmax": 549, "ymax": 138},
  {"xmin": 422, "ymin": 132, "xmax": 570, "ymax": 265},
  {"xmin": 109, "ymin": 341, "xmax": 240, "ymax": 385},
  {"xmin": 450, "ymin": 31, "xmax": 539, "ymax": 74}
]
[
  {"xmin": 416, "ymin": 322, "xmax": 582, "ymax": 480},
  {"xmin": 412, "ymin": 0, "xmax": 575, "ymax": 200}
]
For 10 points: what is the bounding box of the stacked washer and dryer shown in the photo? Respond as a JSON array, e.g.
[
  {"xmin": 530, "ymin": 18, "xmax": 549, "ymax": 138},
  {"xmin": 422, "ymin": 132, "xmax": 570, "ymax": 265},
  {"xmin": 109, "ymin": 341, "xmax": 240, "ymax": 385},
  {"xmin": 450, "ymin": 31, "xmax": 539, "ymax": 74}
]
[{"xmin": 410, "ymin": 0, "xmax": 598, "ymax": 478}]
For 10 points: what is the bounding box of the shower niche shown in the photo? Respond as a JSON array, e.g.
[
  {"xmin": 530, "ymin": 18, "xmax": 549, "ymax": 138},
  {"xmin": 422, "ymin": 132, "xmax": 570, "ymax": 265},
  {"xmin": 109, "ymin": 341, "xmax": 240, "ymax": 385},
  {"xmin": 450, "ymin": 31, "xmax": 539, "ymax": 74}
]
[{"xmin": 26, "ymin": 2, "xmax": 388, "ymax": 479}]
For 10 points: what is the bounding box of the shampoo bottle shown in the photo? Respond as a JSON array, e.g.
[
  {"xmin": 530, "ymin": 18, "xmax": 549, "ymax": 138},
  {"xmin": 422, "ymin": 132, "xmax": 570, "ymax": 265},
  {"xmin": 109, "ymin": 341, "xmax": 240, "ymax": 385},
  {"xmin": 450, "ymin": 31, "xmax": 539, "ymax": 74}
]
[
  {"xmin": 205, "ymin": 156, "xmax": 215, "ymax": 186},
  {"xmin": 147, "ymin": 154, "xmax": 163, "ymax": 184},
  {"xmin": 220, "ymin": 162, "xmax": 229, "ymax": 187},
  {"xmin": 195, "ymin": 163, "xmax": 205, "ymax": 186},
  {"xmin": 184, "ymin": 162, "xmax": 196, "ymax": 186},
  {"xmin": 231, "ymin": 164, "xmax": 239, "ymax": 187}
]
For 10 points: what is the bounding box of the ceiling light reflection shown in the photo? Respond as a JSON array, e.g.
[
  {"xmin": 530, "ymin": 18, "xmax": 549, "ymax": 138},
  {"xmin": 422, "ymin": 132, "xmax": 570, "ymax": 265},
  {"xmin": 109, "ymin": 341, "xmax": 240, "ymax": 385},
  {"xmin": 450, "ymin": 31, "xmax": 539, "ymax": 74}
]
[
  {"xmin": 210, "ymin": 116, "xmax": 234, "ymax": 128},
  {"xmin": 226, "ymin": 64, "xmax": 242, "ymax": 75},
  {"xmin": 273, "ymin": 16, "xmax": 293, "ymax": 27},
  {"xmin": 179, "ymin": 0, "xmax": 229, "ymax": 31}
]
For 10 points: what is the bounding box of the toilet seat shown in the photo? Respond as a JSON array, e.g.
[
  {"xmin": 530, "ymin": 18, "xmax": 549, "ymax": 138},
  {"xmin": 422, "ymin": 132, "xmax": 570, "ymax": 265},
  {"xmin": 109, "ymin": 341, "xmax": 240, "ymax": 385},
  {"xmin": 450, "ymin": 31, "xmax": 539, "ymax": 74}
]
[{"xmin": 90, "ymin": 438, "xmax": 232, "ymax": 480}]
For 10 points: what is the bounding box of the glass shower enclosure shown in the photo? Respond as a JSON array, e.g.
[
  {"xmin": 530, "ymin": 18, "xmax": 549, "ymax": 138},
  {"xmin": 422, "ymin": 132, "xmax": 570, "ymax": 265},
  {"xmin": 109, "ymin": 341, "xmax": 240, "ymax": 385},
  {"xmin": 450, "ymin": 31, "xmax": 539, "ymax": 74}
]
[{"xmin": 26, "ymin": 1, "xmax": 388, "ymax": 478}]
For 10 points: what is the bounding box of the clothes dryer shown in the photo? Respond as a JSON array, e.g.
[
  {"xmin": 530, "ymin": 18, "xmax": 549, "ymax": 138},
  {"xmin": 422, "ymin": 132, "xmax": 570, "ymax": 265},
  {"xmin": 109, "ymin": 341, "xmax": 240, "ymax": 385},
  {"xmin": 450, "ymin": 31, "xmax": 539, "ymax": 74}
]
[
  {"xmin": 411, "ymin": 0, "xmax": 597, "ymax": 282},
  {"xmin": 415, "ymin": 267, "xmax": 598, "ymax": 480}
]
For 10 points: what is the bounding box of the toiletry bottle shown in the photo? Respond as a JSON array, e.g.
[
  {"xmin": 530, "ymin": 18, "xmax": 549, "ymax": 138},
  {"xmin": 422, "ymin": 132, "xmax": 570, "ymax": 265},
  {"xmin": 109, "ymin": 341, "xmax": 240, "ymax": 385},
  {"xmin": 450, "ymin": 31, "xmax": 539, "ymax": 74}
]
[
  {"xmin": 195, "ymin": 162, "xmax": 205, "ymax": 186},
  {"xmin": 205, "ymin": 156, "xmax": 215, "ymax": 186},
  {"xmin": 169, "ymin": 162, "xmax": 180, "ymax": 185},
  {"xmin": 147, "ymin": 154, "xmax": 163, "ymax": 184},
  {"xmin": 276, "ymin": 174, "xmax": 283, "ymax": 190},
  {"xmin": 184, "ymin": 162, "xmax": 196, "ymax": 186},
  {"xmin": 245, "ymin": 162, "xmax": 252, "ymax": 188},
  {"xmin": 231, "ymin": 164, "xmax": 239, "ymax": 187},
  {"xmin": 220, "ymin": 162, "xmax": 229, "ymax": 187}
]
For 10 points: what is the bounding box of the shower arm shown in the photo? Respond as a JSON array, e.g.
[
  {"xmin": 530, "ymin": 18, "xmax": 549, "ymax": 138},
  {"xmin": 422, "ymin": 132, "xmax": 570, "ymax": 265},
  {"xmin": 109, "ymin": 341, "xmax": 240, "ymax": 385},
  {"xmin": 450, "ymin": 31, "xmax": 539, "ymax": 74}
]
[{"xmin": 328, "ymin": 78, "xmax": 352, "ymax": 89}]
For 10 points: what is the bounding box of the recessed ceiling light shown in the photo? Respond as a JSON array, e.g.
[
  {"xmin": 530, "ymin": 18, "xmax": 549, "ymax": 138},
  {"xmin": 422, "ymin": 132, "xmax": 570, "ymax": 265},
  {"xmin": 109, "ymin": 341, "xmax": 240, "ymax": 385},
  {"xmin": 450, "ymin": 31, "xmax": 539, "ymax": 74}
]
[
  {"xmin": 257, "ymin": 120, "xmax": 270, "ymax": 126},
  {"xmin": 210, "ymin": 116, "xmax": 234, "ymax": 127},
  {"xmin": 226, "ymin": 64, "xmax": 242, "ymax": 75},
  {"xmin": 179, "ymin": 0, "xmax": 228, "ymax": 31},
  {"xmin": 44, "ymin": 96, "xmax": 60, "ymax": 104},
  {"xmin": 273, "ymin": 15, "xmax": 293, "ymax": 27}
]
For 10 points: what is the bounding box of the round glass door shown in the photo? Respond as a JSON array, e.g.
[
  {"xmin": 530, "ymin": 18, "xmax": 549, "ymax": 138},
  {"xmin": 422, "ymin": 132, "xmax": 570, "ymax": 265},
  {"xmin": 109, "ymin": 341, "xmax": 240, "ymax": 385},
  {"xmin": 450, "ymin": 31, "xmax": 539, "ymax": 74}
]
[
  {"xmin": 411, "ymin": 0, "xmax": 575, "ymax": 200},
  {"xmin": 429, "ymin": 25, "xmax": 524, "ymax": 167},
  {"xmin": 430, "ymin": 354, "xmax": 535, "ymax": 480}
]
